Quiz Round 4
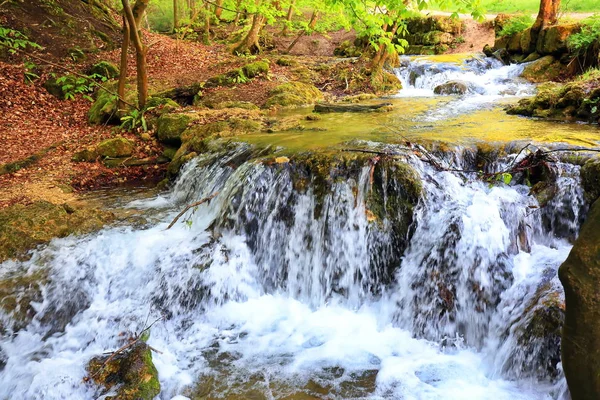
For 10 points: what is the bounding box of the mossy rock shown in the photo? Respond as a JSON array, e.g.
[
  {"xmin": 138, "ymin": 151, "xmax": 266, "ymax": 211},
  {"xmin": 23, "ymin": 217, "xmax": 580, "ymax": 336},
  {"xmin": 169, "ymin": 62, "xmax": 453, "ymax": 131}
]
[
  {"xmin": 433, "ymin": 80, "xmax": 468, "ymax": 95},
  {"xmin": 371, "ymin": 71, "xmax": 402, "ymax": 95},
  {"xmin": 334, "ymin": 40, "xmax": 363, "ymax": 57},
  {"xmin": 89, "ymin": 88, "xmax": 124, "ymax": 125},
  {"xmin": 146, "ymin": 96, "xmax": 180, "ymax": 112},
  {"xmin": 581, "ymin": 157, "xmax": 600, "ymax": 203},
  {"xmin": 0, "ymin": 269, "xmax": 48, "ymax": 331},
  {"xmin": 210, "ymin": 101, "xmax": 259, "ymax": 110},
  {"xmin": 422, "ymin": 31, "xmax": 454, "ymax": 46},
  {"xmin": 43, "ymin": 75, "xmax": 79, "ymax": 100},
  {"xmin": 276, "ymin": 57, "xmax": 298, "ymax": 67},
  {"xmin": 507, "ymin": 32, "xmax": 522, "ymax": 53},
  {"xmin": 265, "ymin": 82, "xmax": 324, "ymax": 108},
  {"xmin": 156, "ymin": 113, "xmax": 199, "ymax": 144},
  {"xmin": 73, "ymin": 136, "xmax": 134, "ymax": 161},
  {"xmin": 89, "ymin": 61, "xmax": 119, "ymax": 79},
  {"xmin": 0, "ymin": 201, "xmax": 114, "ymax": 262},
  {"xmin": 242, "ymin": 60, "xmax": 270, "ymax": 78},
  {"xmin": 521, "ymin": 56, "xmax": 564, "ymax": 82},
  {"xmin": 559, "ymin": 200, "xmax": 600, "ymax": 399},
  {"xmin": 520, "ymin": 28, "xmax": 533, "ymax": 53},
  {"xmin": 87, "ymin": 341, "xmax": 160, "ymax": 400},
  {"xmin": 537, "ymin": 23, "xmax": 581, "ymax": 55}
]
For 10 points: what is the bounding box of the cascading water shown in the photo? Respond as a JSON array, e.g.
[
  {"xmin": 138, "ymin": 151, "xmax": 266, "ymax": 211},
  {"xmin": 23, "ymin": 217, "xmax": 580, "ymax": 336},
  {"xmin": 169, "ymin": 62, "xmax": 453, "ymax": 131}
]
[{"xmin": 0, "ymin": 138, "xmax": 584, "ymax": 399}]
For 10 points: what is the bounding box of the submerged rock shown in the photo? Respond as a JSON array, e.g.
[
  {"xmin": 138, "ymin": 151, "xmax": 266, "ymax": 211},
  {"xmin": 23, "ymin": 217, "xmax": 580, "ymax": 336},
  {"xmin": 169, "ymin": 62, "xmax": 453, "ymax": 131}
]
[
  {"xmin": 87, "ymin": 341, "xmax": 160, "ymax": 400},
  {"xmin": 559, "ymin": 200, "xmax": 600, "ymax": 400},
  {"xmin": 433, "ymin": 80, "xmax": 469, "ymax": 95}
]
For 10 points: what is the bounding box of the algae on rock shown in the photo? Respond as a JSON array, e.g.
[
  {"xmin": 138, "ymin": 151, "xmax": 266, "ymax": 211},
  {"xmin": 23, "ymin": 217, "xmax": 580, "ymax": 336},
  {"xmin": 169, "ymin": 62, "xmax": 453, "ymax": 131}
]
[{"xmin": 265, "ymin": 81, "xmax": 324, "ymax": 108}]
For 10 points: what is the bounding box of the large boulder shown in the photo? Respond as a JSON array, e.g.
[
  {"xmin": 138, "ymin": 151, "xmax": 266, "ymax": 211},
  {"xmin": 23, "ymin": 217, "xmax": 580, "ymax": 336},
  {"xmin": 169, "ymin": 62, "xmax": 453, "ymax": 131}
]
[
  {"xmin": 0, "ymin": 201, "xmax": 114, "ymax": 262},
  {"xmin": 156, "ymin": 113, "xmax": 199, "ymax": 144},
  {"xmin": 581, "ymin": 157, "xmax": 600, "ymax": 203},
  {"xmin": 559, "ymin": 200, "xmax": 600, "ymax": 400},
  {"xmin": 433, "ymin": 80, "xmax": 469, "ymax": 95},
  {"xmin": 265, "ymin": 82, "xmax": 324, "ymax": 108},
  {"xmin": 72, "ymin": 136, "xmax": 134, "ymax": 161},
  {"xmin": 422, "ymin": 31, "xmax": 454, "ymax": 46},
  {"xmin": 521, "ymin": 55, "xmax": 565, "ymax": 82},
  {"xmin": 88, "ymin": 61, "xmax": 119, "ymax": 79},
  {"xmin": 537, "ymin": 24, "xmax": 581, "ymax": 55}
]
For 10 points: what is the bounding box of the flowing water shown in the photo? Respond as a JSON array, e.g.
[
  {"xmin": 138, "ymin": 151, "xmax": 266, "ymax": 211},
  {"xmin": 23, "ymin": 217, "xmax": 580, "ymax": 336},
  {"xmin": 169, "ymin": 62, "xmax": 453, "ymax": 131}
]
[{"xmin": 0, "ymin": 55, "xmax": 596, "ymax": 399}]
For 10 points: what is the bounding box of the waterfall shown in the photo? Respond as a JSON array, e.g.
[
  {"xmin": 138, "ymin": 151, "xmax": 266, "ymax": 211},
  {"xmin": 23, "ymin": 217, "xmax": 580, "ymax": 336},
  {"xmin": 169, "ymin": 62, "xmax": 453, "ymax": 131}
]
[{"xmin": 0, "ymin": 142, "xmax": 583, "ymax": 399}]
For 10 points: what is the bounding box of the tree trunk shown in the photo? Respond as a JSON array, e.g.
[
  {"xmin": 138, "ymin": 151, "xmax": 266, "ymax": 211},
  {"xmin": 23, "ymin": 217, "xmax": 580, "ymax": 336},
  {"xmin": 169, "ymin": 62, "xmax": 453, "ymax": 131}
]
[
  {"xmin": 173, "ymin": 0, "xmax": 179, "ymax": 31},
  {"xmin": 122, "ymin": 0, "xmax": 149, "ymax": 108},
  {"xmin": 204, "ymin": 14, "xmax": 211, "ymax": 44},
  {"xmin": 117, "ymin": 15, "xmax": 130, "ymax": 110},
  {"xmin": 529, "ymin": 0, "xmax": 561, "ymax": 52},
  {"xmin": 214, "ymin": 0, "xmax": 223, "ymax": 20},
  {"xmin": 285, "ymin": 9, "xmax": 318, "ymax": 54},
  {"xmin": 370, "ymin": 20, "xmax": 399, "ymax": 72},
  {"xmin": 233, "ymin": 13, "xmax": 265, "ymax": 54},
  {"xmin": 281, "ymin": 0, "xmax": 295, "ymax": 35}
]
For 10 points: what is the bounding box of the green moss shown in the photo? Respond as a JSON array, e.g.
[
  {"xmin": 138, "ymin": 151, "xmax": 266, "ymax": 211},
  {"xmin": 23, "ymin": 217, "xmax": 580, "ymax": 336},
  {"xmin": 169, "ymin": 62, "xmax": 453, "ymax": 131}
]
[
  {"xmin": 265, "ymin": 82, "xmax": 324, "ymax": 108},
  {"xmin": 96, "ymin": 137, "xmax": 134, "ymax": 158},
  {"xmin": 87, "ymin": 342, "xmax": 160, "ymax": 400},
  {"xmin": 89, "ymin": 61, "xmax": 119, "ymax": 79},
  {"xmin": 156, "ymin": 113, "xmax": 198, "ymax": 144},
  {"xmin": 371, "ymin": 71, "xmax": 402, "ymax": 95},
  {"xmin": 521, "ymin": 56, "xmax": 565, "ymax": 82},
  {"xmin": 0, "ymin": 201, "xmax": 114, "ymax": 263},
  {"xmin": 581, "ymin": 157, "xmax": 600, "ymax": 203},
  {"xmin": 43, "ymin": 75, "xmax": 78, "ymax": 99},
  {"xmin": 210, "ymin": 101, "xmax": 259, "ymax": 110},
  {"xmin": 242, "ymin": 60, "xmax": 270, "ymax": 78},
  {"xmin": 422, "ymin": 31, "xmax": 454, "ymax": 45},
  {"xmin": 88, "ymin": 88, "xmax": 120, "ymax": 125},
  {"xmin": 276, "ymin": 57, "xmax": 298, "ymax": 67},
  {"xmin": 146, "ymin": 96, "xmax": 180, "ymax": 111}
]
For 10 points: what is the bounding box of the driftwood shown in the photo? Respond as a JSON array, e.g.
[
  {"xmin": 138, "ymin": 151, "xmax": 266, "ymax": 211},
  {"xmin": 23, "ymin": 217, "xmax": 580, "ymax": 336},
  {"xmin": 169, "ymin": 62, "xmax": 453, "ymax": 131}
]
[
  {"xmin": 166, "ymin": 192, "xmax": 219, "ymax": 230},
  {"xmin": 313, "ymin": 102, "xmax": 393, "ymax": 113}
]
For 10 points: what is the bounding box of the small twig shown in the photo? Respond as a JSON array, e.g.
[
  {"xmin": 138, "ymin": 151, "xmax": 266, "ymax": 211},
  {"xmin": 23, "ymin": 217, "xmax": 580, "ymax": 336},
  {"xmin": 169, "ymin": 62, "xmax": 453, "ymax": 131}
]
[{"xmin": 166, "ymin": 192, "xmax": 219, "ymax": 230}]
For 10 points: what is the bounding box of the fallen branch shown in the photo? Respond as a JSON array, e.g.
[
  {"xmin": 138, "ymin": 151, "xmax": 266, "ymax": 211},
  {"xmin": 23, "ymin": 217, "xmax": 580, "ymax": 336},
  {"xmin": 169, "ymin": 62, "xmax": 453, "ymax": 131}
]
[{"xmin": 166, "ymin": 192, "xmax": 219, "ymax": 230}]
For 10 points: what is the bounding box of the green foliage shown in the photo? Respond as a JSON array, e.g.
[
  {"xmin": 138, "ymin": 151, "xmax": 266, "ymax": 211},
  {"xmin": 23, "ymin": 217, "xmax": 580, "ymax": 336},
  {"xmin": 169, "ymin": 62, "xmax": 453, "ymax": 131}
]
[
  {"xmin": 0, "ymin": 26, "xmax": 41, "ymax": 54},
  {"xmin": 120, "ymin": 107, "xmax": 155, "ymax": 132},
  {"xmin": 498, "ymin": 14, "xmax": 534, "ymax": 37},
  {"xmin": 464, "ymin": 0, "xmax": 597, "ymax": 13},
  {"xmin": 568, "ymin": 15, "xmax": 600, "ymax": 55},
  {"xmin": 23, "ymin": 61, "xmax": 40, "ymax": 84},
  {"xmin": 55, "ymin": 75, "xmax": 95, "ymax": 101}
]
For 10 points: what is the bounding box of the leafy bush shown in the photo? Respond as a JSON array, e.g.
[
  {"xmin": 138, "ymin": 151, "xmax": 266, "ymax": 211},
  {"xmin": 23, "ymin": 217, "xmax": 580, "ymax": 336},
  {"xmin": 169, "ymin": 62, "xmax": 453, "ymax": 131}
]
[
  {"xmin": 498, "ymin": 14, "xmax": 534, "ymax": 37},
  {"xmin": 0, "ymin": 26, "xmax": 41, "ymax": 53},
  {"xmin": 568, "ymin": 15, "xmax": 600, "ymax": 55}
]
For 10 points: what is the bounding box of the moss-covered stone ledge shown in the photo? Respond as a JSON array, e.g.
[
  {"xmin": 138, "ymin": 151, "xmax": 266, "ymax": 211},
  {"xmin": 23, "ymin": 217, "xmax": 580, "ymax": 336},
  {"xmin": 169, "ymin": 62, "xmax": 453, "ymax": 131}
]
[{"xmin": 0, "ymin": 201, "xmax": 114, "ymax": 263}]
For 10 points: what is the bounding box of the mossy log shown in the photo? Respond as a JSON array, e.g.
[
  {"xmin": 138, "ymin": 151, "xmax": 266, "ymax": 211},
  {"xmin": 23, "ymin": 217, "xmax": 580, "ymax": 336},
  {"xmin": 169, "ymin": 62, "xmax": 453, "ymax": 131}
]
[{"xmin": 313, "ymin": 103, "xmax": 393, "ymax": 113}]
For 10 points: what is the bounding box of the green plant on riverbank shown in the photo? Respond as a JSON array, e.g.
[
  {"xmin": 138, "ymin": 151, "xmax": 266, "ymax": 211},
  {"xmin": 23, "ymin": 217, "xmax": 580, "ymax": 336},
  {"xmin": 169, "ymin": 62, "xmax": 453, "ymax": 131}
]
[
  {"xmin": 475, "ymin": 0, "xmax": 597, "ymax": 13},
  {"xmin": 568, "ymin": 15, "xmax": 600, "ymax": 57},
  {"xmin": 498, "ymin": 14, "xmax": 534, "ymax": 36}
]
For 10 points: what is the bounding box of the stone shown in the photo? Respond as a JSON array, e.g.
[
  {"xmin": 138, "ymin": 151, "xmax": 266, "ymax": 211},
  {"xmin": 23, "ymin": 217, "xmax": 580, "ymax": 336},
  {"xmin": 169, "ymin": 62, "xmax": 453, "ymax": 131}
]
[
  {"xmin": 492, "ymin": 48, "xmax": 510, "ymax": 65},
  {"xmin": 422, "ymin": 31, "xmax": 454, "ymax": 46},
  {"xmin": 265, "ymin": 82, "xmax": 324, "ymax": 108},
  {"xmin": 483, "ymin": 44, "xmax": 494, "ymax": 57},
  {"xmin": 522, "ymin": 52, "xmax": 542, "ymax": 63},
  {"xmin": 507, "ymin": 32, "xmax": 522, "ymax": 53},
  {"xmin": 537, "ymin": 23, "xmax": 581, "ymax": 55},
  {"xmin": 156, "ymin": 113, "xmax": 198, "ymax": 144},
  {"xmin": 88, "ymin": 88, "xmax": 120, "ymax": 125},
  {"xmin": 88, "ymin": 61, "xmax": 119, "ymax": 79},
  {"xmin": 242, "ymin": 60, "xmax": 270, "ymax": 78},
  {"xmin": 559, "ymin": 200, "xmax": 600, "ymax": 400},
  {"xmin": 520, "ymin": 28, "xmax": 533, "ymax": 54},
  {"xmin": 521, "ymin": 56, "xmax": 564, "ymax": 82},
  {"xmin": 96, "ymin": 137, "xmax": 134, "ymax": 158},
  {"xmin": 581, "ymin": 157, "xmax": 600, "ymax": 203},
  {"xmin": 433, "ymin": 80, "xmax": 469, "ymax": 95},
  {"xmin": 87, "ymin": 341, "xmax": 160, "ymax": 400},
  {"xmin": 0, "ymin": 201, "xmax": 114, "ymax": 262}
]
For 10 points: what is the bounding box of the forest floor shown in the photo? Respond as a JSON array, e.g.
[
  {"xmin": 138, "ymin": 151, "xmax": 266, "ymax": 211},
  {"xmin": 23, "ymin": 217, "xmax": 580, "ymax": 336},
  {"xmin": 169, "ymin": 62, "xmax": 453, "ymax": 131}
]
[{"xmin": 0, "ymin": 13, "xmax": 497, "ymax": 208}]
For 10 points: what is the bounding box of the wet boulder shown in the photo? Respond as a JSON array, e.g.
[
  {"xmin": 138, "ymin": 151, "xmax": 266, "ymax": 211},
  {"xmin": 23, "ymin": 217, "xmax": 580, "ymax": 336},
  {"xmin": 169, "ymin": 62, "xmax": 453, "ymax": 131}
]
[
  {"xmin": 0, "ymin": 269, "xmax": 48, "ymax": 332},
  {"xmin": 87, "ymin": 341, "xmax": 160, "ymax": 400},
  {"xmin": 559, "ymin": 200, "xmax": 600, "ymax": 400},
  {"xmin": 521, "ymin": 56, "xmax": 565, "ymax": 82},
  {"xmin": 433, "ymin": 80, "xmax": 469, "ymax": 95},
  {"xmin": 581, "ymin": 157, "xmax": 600, "ymax": 203},
  {"xmin": 0, "ymin": 201, "xmax": 114, "ymax": 262}
]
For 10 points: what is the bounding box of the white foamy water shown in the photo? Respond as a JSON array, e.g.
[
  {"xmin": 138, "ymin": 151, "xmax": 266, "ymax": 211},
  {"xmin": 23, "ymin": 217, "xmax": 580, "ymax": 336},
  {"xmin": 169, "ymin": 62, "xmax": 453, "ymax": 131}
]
[
  {"xmin": 0, "ymin": 141, "xmax": 581, "ymax": 399},
  {"xmin": 394, "ymin": 55, "xmax": 535, "ymax": 119}
]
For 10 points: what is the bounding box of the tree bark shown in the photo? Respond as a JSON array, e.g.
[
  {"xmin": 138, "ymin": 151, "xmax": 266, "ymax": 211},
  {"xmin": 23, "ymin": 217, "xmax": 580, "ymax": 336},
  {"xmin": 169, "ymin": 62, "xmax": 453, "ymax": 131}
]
[
  {"xmin": 233, "ymin": 13, "xmax": 265, "ymax": 54},
  {"xmin": 214, "ymin": 0, "xmax": 223, "ymax": 20},
  {"xmin": 122, "ymin": 0, "xmax": 149, "ymax": 108},
  {"xmin": 281, "ymin": 0, "xmax": 295, "ymax": 35},
  {"xmin": 117, "ymin": 15, "xmax": 130, "ymax": 110},
  {"xmin": 173, "ymin": 0, "xmax": 179, "ymax": 31},
  {"xmin": 529, "ymin": 0, "xmax": 561, "ymax": 52},
  {"xmin": 370, "ymin": 20, "xmax": 399, "ymax": 72}
]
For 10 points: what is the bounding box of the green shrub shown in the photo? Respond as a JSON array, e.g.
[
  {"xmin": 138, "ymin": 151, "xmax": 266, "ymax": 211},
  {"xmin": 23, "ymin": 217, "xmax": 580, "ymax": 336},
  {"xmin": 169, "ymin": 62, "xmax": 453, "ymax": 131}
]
[
  {"xmin": 568, "ymin": 15, "xmax": 600, "ymax": 55},
  {"xmin": 498, "ymin": 15, "xmax": 534, "ymax": 37}
]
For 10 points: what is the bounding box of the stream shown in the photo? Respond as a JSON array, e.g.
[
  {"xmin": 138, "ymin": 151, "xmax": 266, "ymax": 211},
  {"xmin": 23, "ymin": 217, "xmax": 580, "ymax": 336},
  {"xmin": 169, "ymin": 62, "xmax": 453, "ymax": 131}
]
[{"xmin": 1, "ymin": 54, "xmax": 597, "ymax": 399}]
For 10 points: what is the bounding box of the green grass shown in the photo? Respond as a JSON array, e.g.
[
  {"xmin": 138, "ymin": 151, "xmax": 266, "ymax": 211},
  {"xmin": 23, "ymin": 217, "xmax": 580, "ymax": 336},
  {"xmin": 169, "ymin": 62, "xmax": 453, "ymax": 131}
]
[{"xmin": 477, "ymin": 0, "xmax": 599, "ymax": 14}]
